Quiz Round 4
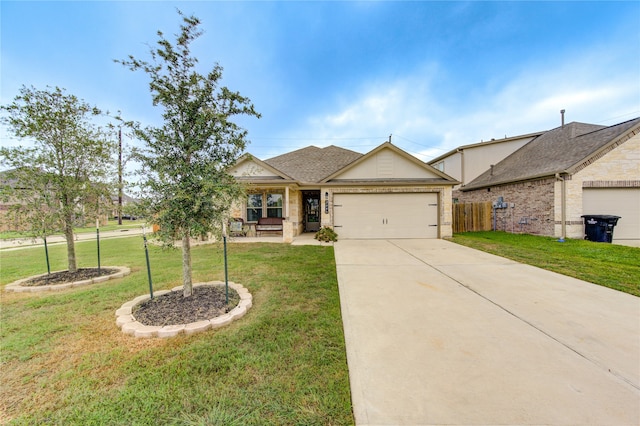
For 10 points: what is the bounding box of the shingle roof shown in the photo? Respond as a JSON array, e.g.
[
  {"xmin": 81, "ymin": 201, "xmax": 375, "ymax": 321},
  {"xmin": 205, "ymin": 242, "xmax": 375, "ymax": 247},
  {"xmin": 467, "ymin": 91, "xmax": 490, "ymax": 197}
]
[
  {"xmin": 462, "ymin": 117, "xmax": 640, "ymax": 191},
  {"xmin": 264, "ymin": 145, "xmax": 363, "ymax": 183}
]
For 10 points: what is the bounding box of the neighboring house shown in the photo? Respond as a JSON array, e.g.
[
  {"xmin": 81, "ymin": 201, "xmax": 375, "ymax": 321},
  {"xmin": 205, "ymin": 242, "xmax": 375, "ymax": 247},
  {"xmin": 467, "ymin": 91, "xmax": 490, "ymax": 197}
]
[
  {"xmin": 457, "ymin": 117, "xmax": 640, "ymax": 242},
  {"xmin": 110, "ymin": 193, "xmax": 138, "ymax": 219},
  {"xmin": 0, "ymin": 169, "xmax": 30, "ymax": 232},
  {"xmin": 0, "ymin": 168, "xmax": 113, "ymax": 231},
  {"xmin": 428, "ymin": 131, "xmax": 545, "ymax": 194},
  {"xmin": 229, "ymin": 142, "xmax": 459, "ymax": 241}
]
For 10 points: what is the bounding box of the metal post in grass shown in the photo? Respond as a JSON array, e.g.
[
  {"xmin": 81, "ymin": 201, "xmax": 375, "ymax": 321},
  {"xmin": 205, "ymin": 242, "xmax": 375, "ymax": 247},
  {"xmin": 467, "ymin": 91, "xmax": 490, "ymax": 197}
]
[
  {"xmin": 223, "ymin": 234, "xmax": 229, "ymax": 305},
  {"xmin": 43, "ymin": 235, "xmax": 51, "ymax": 275},
  {"xmin": 142, "ymin": 225, "xmax": 154, "ymax": 299},
  {"xmin": 96, "ymin": 219, "xmax": 101, "ymax": 273},
  {"xmin": 42, "ymin": 220, "xmax": 51, "ymax": 275}
]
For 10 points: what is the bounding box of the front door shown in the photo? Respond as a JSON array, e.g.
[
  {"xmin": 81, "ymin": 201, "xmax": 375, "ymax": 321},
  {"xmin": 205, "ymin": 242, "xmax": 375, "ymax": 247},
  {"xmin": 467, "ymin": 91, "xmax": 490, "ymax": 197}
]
[{"xmin": 303, "ymin": 191, "xmax": 321, "ymax": 232}]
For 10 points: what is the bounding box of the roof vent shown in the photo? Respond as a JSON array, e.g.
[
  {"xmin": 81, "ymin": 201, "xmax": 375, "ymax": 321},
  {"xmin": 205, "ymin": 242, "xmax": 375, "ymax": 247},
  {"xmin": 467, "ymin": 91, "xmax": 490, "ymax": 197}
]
[
  {"xmin": 561, "ymin": 109, "xmax": 565, "ymax": 128},
  {"xmin": 490, "ymin": 164, "xmax": 495, "ymax": 176}
]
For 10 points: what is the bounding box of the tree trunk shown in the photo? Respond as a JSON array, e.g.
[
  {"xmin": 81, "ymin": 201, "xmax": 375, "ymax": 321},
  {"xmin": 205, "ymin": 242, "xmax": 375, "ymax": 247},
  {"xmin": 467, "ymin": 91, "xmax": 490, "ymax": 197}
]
[
  {"xmin": 64, "ymin": 215, "xmax": 77, "ymax": 273},
  {"xmin": 182, "ymin": 229, "xmax": 193, "ymax": 297}
]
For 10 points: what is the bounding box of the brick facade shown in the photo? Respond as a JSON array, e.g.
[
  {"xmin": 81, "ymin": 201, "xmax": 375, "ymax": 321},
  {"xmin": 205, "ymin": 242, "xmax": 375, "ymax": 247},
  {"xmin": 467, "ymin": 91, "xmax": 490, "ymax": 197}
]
[
  {"xmin": 456, "ymin": 132, "xmax": 640, "ymax": 239},
  {"xmin": 457, "ymin": 178, "xmax": 556, "ymax": 235},
  {"xmin": 563, "ymin": 132, "xmax": 640, "ymax": 239}
]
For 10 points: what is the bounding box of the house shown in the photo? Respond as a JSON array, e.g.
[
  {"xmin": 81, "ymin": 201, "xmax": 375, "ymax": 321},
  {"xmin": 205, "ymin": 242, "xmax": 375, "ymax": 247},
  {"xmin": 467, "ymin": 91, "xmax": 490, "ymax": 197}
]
[
  {"xmin": 110, "ymin": 193, "xmax": 138, "ymax": 220},
  {"xmin": 457, "ymin": 117, "xmax": 640, "ymax": 242},
  {"xmin": 0, "ymin": 169, "xmax": 28, "ymax": 232},
  {"xmin": 228, "ymin": 142, "xmax": 459, "ymax": 241},
  {"xmin": 0, "ymin": 168, "xmax": 114, "ymax": 231},
  {"xmin": 428, "ymin": 130, "xmax": 545, "ymax": 195}
]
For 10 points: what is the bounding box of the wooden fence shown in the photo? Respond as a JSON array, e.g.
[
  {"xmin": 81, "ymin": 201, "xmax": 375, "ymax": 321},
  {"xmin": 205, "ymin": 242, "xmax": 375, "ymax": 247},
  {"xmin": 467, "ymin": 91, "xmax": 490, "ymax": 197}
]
[{"xmin": 453, "ymin": 201, "xmax": 493, "ymax": 233}]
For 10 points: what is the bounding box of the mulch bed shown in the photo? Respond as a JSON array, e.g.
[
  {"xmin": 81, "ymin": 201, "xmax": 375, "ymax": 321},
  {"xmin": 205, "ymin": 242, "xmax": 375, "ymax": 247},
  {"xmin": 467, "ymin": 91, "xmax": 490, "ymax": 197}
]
[
  {"xmin": 23, "ymin": 268, "xmax": 118, "ymax": 286},
  {"xmin": 133, "ymin": 286, "xmax": 240, "ymax": 326}
]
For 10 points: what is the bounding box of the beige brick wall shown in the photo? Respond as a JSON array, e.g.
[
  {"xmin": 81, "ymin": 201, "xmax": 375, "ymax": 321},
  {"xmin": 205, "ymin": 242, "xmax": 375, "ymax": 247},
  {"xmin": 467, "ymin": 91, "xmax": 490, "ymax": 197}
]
[
  {"xmin": 287, "ymin": 189, "xmax": 304, "ymax": 235},
  {"xmin": 562, "ymin": 132, "xmax": 640, "ymax": 239},
  {"xmin": 574, "ymin": 132, "xmax": 639, "ymax": 181}
]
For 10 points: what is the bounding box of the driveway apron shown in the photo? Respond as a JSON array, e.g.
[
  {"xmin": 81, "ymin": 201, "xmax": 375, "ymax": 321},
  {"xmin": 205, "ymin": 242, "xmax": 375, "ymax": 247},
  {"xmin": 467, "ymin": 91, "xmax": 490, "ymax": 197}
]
[{"xmin": 335, "ymin": 239, "xmax": 640, "ymax": 426}]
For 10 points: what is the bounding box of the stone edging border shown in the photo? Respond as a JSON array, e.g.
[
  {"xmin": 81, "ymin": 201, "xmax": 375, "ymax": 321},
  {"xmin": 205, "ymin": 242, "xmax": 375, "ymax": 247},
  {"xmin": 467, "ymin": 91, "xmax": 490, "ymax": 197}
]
[
  {"xmin": 116, "ymin": 281, "xmax": 252, "ymax": 339},
  {"xmin": 4, "ymin": 266, "xmax": 131, "ymax": 293}
]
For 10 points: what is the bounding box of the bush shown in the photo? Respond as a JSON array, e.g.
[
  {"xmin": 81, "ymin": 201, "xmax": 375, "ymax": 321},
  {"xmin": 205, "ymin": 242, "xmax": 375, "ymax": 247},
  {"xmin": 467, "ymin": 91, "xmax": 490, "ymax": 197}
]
[{"xmin": 315, "ymin": 226, "xmax": 338, "ymax": 242}]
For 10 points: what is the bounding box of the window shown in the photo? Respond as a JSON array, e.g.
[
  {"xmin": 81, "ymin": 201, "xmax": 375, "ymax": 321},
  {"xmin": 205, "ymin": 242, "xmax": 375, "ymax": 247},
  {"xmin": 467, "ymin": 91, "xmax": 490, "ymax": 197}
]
[
  {"xmin": 266, "ymin": 193, "xmax": 283, "ymax": 218},
  {"xmin": 247, "ymin": 192, "xmax": 283, "ymax": 220},
  {"xmin": 247, "ymin": 194, "xmax": 262, "ymax": 222},
  {"xmin": 434, "ymin": 161, "xmax": 445, "ymax": 172}
]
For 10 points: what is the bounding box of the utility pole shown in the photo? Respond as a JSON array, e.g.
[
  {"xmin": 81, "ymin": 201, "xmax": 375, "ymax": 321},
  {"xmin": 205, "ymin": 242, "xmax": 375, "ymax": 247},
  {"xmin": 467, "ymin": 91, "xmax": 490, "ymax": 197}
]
[{"xmin": 118, "ymin": 128, "xmax": 123, "ymax": 225}]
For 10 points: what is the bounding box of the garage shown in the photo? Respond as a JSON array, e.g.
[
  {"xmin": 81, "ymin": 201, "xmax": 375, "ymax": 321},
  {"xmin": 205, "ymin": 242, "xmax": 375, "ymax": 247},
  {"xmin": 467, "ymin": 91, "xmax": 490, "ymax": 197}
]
[
  {"xmin": 333, "ymin": 192, "xmax": 439, "ymax": 239},
  {"xmin": 583, "ymin": 188, "xmax": 640, "ymax": 241}
]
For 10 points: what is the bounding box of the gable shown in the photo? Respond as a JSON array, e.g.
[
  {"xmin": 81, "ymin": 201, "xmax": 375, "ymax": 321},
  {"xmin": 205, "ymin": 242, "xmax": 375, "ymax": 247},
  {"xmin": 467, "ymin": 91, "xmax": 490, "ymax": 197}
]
[
  {"xmin": 264, "ymin": 145, "xmax": 363, "ymax": 183},
  {"xmin": 327, "ymin": 144, "xmax": 450, "ymax": 181},
  {"xmin": 574, "ymin": 131, "xmax": 640, "ymax": 181},
  {"xmin": 229, "ymin": 156, "xmax": 290, "ymax": 180}
]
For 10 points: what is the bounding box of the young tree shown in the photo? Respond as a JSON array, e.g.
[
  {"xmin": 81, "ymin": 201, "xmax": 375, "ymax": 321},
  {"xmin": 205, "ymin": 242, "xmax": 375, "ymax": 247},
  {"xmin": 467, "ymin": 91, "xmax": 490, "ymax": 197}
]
[
  {"xmin": 0, "ymin": 86, "xmax": 114, "ymax": 273},
  {"xmin": 117, "ymin": 12, "xmax": 260, "ymax": 297}
]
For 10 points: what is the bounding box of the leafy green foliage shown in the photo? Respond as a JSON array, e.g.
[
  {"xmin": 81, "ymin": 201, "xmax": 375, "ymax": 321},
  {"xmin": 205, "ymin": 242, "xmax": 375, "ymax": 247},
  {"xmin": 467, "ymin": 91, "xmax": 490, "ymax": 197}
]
[
  {"xmin": 0, "ymin": 86, "xmax": 115, "ymax": 272},
  {"xmin": 116, "ymin": 11, "xmax": 260, "ymax": 295},
  {"xmin": 315, "ymin": 227, "xmax": 338, "ymax": 242}
]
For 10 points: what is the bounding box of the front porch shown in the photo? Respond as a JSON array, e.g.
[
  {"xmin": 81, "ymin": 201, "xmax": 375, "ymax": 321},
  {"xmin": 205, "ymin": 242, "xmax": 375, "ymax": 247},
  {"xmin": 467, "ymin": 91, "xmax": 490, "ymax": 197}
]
[
  {"xmin": 230, "ymin": 186, "xmax": 323, "ymax": 243},
  {"xmin": 225, "ymin": 231, "xmax": 332, "ymax": 246}
]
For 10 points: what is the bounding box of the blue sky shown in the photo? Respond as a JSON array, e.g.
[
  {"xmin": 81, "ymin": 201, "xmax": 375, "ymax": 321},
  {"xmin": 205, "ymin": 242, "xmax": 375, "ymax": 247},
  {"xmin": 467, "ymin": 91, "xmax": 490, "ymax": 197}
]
[{"xmin": 2, "ymin": 1, "xmax": 639, "ymax": 162}]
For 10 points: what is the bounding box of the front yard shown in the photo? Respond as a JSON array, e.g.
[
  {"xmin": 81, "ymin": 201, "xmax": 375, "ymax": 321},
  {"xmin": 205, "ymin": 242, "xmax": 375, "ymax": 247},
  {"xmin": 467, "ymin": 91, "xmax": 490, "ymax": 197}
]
[
  {"xmin": 451, "ymin": 232, "xmax": 640, "ymax": 297},
  {"xmin": 4, "ymin": 231, "xmax": 636, "ymax": 424},
  {"xmin": 0, "ymin": 238, "xmax": 353, "ymax": 425}
]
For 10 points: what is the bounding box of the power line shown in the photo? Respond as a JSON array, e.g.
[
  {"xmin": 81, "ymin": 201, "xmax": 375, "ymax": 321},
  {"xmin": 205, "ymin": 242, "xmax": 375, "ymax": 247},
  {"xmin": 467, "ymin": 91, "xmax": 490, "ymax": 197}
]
[
  {"xmin": 393, "ymin": 134, "xmax": 448, "ymax": 152},
  {"xmin": 594, "ymin": 111, "xmax": 640, "ymax": 125},
  {"xmin": 250, "ymin": 136, "xmax": 386, "ymax": 141}
]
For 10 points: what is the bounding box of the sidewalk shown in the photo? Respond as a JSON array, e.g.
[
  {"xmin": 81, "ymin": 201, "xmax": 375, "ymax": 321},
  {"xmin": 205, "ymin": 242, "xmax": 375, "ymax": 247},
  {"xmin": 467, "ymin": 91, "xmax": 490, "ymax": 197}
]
[
  {"xmin": 0, "ymin": 227, "xmax": 149, "ymax": 251},
  {"xmin": 1, "ymin": 230, "xmax": 329, "ymax": 251}
]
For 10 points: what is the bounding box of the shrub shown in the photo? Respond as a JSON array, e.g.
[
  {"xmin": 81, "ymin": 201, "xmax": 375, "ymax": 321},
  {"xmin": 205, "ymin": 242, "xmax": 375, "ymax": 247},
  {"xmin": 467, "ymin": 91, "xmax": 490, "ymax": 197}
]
[{"xmin": 315, "ymin": 226, "xmax": 338, "ymax": 242}]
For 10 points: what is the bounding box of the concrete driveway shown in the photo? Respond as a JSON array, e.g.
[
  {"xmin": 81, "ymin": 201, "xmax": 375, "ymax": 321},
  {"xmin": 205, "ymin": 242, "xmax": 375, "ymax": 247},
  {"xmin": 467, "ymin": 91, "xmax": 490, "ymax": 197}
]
[{"xmin": 335, "ymin": 239, "xmax": 640, "ymax": 425}]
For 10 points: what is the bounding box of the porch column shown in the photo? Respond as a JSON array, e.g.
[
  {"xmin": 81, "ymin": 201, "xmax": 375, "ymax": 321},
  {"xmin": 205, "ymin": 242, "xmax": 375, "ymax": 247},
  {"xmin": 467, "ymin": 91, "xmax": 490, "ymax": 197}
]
[
  {"xmin": 285, "ymin": 186, "xmax": 290, "ymax": 219},
  {"xmin": 283, "ymin": 186, "xmax": 292, "ymax": 243}
]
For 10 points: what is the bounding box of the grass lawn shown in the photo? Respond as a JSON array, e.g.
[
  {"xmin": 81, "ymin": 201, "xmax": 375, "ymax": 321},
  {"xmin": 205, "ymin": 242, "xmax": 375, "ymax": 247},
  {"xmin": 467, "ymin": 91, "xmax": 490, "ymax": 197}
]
[
  {"xmin": 451, "ymin": 232, "xmax": 640, "ymax": 297},
  {"xmin": 0, "ymin": 238, "xmax": 353, "ymax": 425}
]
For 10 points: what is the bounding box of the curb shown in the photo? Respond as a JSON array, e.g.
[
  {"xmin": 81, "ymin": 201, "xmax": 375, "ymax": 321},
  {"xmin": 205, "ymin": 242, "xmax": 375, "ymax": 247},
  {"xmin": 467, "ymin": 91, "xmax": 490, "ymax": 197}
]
[
  {"xmin": 116, "ymin": 281, "xmax": 252, "ymax": 339},
  {"xmin": 4, "ymin": 266, "xmax": 131, "ymax": 293}
]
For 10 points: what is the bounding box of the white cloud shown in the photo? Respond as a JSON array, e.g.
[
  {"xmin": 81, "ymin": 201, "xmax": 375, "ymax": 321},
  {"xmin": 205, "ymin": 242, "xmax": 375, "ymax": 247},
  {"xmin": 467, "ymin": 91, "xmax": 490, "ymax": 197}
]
[{"xmin": 288, "ymin": 45, "xmax": 639, "ymax": 162}]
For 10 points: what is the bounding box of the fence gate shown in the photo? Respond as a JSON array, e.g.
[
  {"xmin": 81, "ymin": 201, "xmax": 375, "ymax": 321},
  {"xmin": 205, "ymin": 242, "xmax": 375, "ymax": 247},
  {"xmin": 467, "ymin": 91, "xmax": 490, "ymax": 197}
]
[{"xmin": 453, "ymin": 202, "xmax": 492, "ymax": 233}]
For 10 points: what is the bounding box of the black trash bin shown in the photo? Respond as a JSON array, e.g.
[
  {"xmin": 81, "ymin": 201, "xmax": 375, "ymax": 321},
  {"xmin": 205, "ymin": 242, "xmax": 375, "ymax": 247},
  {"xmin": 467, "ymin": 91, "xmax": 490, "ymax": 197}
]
[{"xmin": 581, "ymin": 215, "xmax": 621, "ymax": 243}]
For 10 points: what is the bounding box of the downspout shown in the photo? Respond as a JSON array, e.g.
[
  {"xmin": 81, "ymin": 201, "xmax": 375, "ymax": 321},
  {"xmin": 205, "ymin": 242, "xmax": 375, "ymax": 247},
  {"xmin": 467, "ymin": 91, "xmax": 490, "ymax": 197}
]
[
  {"xmin": 555, "ymin": 173, "xmax": 566, "ymax": 242},
  {"xmin": 558, "ymin": 110, "xmax": 569, "ymax": 241}
]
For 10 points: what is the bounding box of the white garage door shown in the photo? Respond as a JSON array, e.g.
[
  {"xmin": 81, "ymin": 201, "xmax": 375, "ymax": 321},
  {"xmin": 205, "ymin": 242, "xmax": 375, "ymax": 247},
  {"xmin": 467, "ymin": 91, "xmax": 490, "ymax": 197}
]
[
  {"xmin": 583, "ymin": 188, "xmax": 640, "ymax": 240},
  {"xmin": 333, "ymin": 193, "xmax": 439, "ymax": 239}
]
